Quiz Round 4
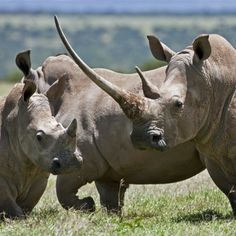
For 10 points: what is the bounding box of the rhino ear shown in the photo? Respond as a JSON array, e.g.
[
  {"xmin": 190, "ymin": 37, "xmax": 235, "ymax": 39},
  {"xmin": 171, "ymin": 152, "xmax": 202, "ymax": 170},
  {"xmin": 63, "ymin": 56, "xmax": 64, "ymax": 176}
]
[
  {"xmin": 15, "ymin": 50, "xmax": 32, "ymax": 76},
  {"xmin": 22, "ymin": 80, "xmax": 37, "ymax": 102},
  {"xmin": 147, "ymin": 35, "xmax": 175, "ymax": 62},
  {"xmin": 45, "ymin": 73, "xmax": 68, "ymax": 102},
  {"xmin": 193, "ymin": 34, "xmax": 211, "ymax": 61}
]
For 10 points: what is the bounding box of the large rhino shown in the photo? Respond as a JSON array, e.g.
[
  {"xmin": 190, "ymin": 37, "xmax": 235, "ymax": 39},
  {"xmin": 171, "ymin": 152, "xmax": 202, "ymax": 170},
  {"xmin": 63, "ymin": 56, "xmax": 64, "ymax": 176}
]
[
  {"xmin": 57, "ymin": 18, "xmax": 236, "ymax": 216},
  {"xmin": 0, "ymin": 80, "xmax": 82, "ymax": 218},
  {"xmin": 15, "ymin": 17, "xmax": 206, "ymax": 214}
]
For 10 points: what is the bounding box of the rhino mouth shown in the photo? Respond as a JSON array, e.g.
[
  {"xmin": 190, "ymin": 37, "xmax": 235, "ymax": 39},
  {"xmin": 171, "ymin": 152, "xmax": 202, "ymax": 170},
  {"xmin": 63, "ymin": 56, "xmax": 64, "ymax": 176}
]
[
  {"xmin": 150, "ymin": 136, "xmax": 167, "ymax": 152},
  {"xmin": 50, "ymin": 168, "xmax": 60, "ymax": 175}
]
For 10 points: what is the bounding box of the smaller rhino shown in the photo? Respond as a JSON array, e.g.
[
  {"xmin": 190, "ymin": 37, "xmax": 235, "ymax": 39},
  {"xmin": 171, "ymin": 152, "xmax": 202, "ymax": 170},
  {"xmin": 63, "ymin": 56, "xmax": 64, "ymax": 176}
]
[{"xmin": 0, "ymin": 79, "xmax": 82, "ymax": 219}]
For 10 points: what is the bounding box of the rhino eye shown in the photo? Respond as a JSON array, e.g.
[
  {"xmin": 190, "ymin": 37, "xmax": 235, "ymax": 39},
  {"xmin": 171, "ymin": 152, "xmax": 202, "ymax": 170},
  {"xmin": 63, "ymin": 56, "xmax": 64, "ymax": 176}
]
[
  {"xmin": 174, "ymin": 100, "xmax": 183, "ymax": 108},
  {"xmin": 36, "ymin": 130, "xmax": 45, "ymax": 142}
]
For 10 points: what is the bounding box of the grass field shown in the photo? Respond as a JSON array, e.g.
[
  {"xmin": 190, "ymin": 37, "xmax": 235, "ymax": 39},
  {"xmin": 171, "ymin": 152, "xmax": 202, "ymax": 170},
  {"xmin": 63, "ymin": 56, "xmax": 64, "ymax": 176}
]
[{"xmin": 1, "ymin": 171, "xmax": 236, "ymax": 235}]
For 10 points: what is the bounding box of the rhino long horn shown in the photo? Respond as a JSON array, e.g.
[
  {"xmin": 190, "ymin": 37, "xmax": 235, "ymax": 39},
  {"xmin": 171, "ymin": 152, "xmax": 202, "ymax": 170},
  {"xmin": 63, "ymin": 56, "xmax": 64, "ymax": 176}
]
[
  {"xmin": 54, "ymin": 16, "xmax": 145, "ymax": 120},
  {"xmin": 135, "ymin": 66, "xmax": 160, "ymax": 99},
  {"xmin": 66, "ymin": 118, "xmax": 77, "ymax": 138}
]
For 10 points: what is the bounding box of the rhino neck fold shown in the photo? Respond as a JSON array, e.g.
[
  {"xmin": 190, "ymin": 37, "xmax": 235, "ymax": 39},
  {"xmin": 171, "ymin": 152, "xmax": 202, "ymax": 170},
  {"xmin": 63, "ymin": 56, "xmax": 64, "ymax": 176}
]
[
  {"xmin": 6, "ymin": 117, "xmax": 36, "ymax": 169},
  {"xmin": 195, "ymin": 83, "xmax": 236, "ymax": 156},
  {"xmin": 2, "ymin": 97, "xmax": 40, "ymax": 173}
]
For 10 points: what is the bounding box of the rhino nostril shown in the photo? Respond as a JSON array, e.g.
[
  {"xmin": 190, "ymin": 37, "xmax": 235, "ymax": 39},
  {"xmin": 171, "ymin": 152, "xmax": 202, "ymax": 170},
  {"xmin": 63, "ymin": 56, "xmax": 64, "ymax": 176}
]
[
  {"xmin": 52, "ymin": 158, "xmax": 61, "ymax": 169},
  {"xmin": 152, "ymin": 134, "xmax": 162, "ymax": 143}
]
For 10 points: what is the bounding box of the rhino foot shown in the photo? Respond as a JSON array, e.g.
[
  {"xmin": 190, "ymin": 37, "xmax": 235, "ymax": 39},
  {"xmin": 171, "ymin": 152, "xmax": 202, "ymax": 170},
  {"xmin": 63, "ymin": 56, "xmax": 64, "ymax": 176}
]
[{"xmin": 106, "ymin": 206, "xmax": 122, "ymax": 216}]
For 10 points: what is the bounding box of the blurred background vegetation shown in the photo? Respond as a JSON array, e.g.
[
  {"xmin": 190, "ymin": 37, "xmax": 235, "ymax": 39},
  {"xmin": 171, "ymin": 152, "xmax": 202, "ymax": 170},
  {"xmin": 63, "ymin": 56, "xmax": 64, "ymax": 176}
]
[{"xmin": 1, "ymin": 13, "xmax": 236, "ymax": 85}]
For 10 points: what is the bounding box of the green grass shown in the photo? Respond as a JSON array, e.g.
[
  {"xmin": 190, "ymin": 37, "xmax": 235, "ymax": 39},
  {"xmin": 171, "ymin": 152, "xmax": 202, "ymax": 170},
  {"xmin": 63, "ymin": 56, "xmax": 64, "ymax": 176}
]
[{"xmin": 1, "ymin": 171, "xmax": 236, "ymax": 235}]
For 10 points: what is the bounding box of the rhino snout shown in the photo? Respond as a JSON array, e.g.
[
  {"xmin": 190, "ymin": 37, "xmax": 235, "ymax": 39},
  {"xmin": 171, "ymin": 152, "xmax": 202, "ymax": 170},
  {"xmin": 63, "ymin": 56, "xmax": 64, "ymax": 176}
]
[{"xmin": 50, "ymin": 151, "xmax": 83, "ymax": 175}]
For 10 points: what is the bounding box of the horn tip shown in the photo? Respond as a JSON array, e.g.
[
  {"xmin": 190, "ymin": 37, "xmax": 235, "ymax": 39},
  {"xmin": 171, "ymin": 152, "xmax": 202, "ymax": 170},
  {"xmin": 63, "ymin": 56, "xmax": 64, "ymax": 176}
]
[
  {"xmin": 147, "ymin": 35, "xmax": 155, "ymax": 40},
  {"xmin": 54, "ymin": 15, "xmax": 59, "ymax": 25},
  {"xmin": 135, "ymin": 66, "xmax": 142, "ymax": 74}
]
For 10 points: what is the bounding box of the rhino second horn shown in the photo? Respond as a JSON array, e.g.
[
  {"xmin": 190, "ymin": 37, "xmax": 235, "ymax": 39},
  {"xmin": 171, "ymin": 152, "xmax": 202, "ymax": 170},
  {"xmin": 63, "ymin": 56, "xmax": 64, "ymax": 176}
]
[
  {"xmin": 66, "ymin": 118, "xmax": 77, "ymax": 138},
  {"xmin": 135, "ymin": 66, "xmax": 160, "ymax": 99}
]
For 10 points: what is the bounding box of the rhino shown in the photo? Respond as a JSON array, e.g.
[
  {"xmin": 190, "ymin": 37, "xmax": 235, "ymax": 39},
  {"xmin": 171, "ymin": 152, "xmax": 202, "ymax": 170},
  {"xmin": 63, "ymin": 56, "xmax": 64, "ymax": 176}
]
[
  {"xmin": 0, "ymin": 79, "xmax": 82, "ymax": 218},
  {"xmin": 56, "ymin": 18, "xmax": 236, "ymax": 216},
  {"xmin": 15, "ymin": 17, "xmax": 206, "ymax": 214}
]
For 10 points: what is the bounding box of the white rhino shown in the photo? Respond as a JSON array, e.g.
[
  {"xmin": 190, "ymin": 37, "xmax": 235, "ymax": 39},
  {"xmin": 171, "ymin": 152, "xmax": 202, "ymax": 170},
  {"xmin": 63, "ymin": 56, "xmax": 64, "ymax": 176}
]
[
  {"xmin": 58, "ymin": 20, "xmax": 236, "ymax": 216},
  {"xmin": 0, "ymin": 80, "xmax": 82, "ymax": 218},
  {"xmin": 15, "ymin": 17, "xmax": 206, "ymax": 214}
]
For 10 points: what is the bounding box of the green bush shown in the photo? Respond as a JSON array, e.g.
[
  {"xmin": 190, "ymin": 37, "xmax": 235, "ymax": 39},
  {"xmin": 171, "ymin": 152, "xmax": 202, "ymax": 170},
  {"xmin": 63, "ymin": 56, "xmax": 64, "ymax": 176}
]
[
  {"xmin": 141, "ymin": 59, "xmax": 167, "ymax": 71},
  {"xmin": 4, "ymin": 70, "xmax": 22, "ymax": 83}
]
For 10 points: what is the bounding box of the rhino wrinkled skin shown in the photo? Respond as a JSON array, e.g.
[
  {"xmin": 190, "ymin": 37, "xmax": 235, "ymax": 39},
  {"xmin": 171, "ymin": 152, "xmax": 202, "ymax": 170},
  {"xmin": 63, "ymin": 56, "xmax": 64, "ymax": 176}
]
[
  {"xmin": 15, "ymin": 17, "xmax": 206, "ymax": 214},
  {"xmin": 0, "ymin": 81, "xmax": 82, "ymax": 218},
  {"xmin": 58, "ymin": 20, "xmax": 236, "ymax": 216}
]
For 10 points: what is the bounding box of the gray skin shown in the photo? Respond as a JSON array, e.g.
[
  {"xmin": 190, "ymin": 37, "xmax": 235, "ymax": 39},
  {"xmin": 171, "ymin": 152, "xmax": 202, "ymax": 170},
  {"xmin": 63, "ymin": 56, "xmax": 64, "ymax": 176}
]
[
  {"xmin": 0, "ymin": 80, "xmax": 82, "ymax": 219},
  {"xmin": 57, "ymin": 20, "xmax": 236, "ymax": 216},
  {"xmin": 15, "ymin": 18, "xmax": 206, "ymax": 213}
]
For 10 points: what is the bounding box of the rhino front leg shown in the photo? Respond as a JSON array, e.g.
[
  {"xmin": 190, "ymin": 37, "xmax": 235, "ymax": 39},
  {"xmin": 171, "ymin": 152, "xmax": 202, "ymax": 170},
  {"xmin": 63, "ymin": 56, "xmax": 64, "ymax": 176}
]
[
  {"xmin": 205, "ymin": 158, "xmax": 236, "ymax": 216},
  {"xmin": 19, "ymin": 176, "xmax": 48, "ymax": 214},
  {"xmin": 0, "ymin": 180, "xmax": 25, "ymax": 219},
  {"xmin": 95, "ymin": 179, "xmax": 129, "ymax": 214},
  {"xmin": 0, "ymin": 200, "xmax": 25, "ymax": 219},
  {"xmin": 56, "ymin": 173, "xmax": 95, "ymax": 212}
]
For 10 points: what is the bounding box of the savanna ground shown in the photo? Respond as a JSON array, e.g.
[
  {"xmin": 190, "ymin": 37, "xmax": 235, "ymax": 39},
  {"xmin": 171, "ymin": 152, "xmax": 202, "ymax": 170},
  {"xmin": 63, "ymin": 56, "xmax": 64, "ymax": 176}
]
[{"xmin": 1, "ymin": 14, "xmax": 236, "ymax": 235}]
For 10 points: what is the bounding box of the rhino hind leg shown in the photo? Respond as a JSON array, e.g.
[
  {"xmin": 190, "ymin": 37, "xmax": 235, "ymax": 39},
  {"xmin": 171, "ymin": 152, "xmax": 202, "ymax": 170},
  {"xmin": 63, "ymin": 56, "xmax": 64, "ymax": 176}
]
[
  {"xmin": 205, "ymin": 158, "xmax": 236, "ymax": 216},
  {"xmin": 95, "ymin": 180, "xmax": 129, "ymax": 214},
  {"xmin": 56, "ymin": 174, "xmax": 95, "ymax": 212}
]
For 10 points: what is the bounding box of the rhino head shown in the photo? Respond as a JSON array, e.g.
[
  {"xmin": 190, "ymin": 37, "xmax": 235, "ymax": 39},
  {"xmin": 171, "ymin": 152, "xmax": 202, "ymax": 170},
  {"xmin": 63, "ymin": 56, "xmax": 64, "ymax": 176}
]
[
  {"xmin": 4, "ymin": 80, "xmax": 82, "ymax": 174},
  {"xmin": 131, "ymin": 34, "xmax": 236, "ymax": 150},
  {"xmin": 131, "ymin": 36, "xmax": 211, "ymax": 150}
]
